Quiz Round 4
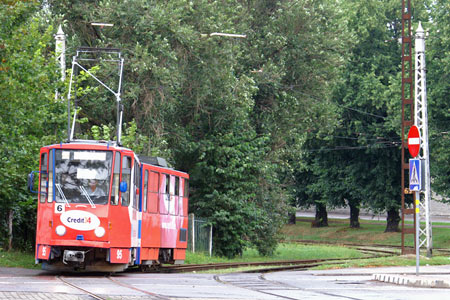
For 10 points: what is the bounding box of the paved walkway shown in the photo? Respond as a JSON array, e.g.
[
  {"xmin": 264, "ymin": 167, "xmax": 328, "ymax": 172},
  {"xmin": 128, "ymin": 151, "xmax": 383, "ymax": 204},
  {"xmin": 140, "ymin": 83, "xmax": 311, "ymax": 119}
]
[
  {"xmin": 372, "ymin": 265, "xmax": 450, "ymax": 288},
  {"xmin": 0, "ymin": 292, "xmax": 84, "ymax": 300}
]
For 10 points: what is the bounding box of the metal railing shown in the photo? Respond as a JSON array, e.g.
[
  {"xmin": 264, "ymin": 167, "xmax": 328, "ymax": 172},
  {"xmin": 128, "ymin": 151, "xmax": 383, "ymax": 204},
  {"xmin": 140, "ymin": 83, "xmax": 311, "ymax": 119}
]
[{"xmin": 187, "ymin": 214, "xmax": 212, "ymax": 256}]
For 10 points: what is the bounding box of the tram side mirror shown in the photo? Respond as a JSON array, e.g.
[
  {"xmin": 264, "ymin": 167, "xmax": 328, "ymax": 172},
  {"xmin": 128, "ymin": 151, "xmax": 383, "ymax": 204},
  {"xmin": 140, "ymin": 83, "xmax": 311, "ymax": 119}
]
[
  {"xmin": 119, "ymin": 181, "xmax": 128, "ymax": 193},
  {"xmin": 28, "ymin": 171, "xmax": 45, "ymax": 194},
  {"xmin": 28, "ymin": 173, "xmax": 35, "ymax": 192}
]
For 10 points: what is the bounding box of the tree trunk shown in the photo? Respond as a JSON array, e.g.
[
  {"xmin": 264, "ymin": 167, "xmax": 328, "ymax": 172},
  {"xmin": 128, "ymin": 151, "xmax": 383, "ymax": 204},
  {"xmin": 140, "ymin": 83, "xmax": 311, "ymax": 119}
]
[
  {"xmin": 288, "ymin": 212, "xmax": 296, "ymax": 225},
  {"xmin": 385, "ymin": 207, "xmax": 400, "ymax": 232},
  {"xmin": 312, "ymin": 203, "xmax": 328, "ymax": 227},
  {"xmin": 349, "ymin": 202, "xmax": 360, "ymax": 228},
  {"xmin": 7, "ymin": 210, "xmax": 13, "ymax": 251}
]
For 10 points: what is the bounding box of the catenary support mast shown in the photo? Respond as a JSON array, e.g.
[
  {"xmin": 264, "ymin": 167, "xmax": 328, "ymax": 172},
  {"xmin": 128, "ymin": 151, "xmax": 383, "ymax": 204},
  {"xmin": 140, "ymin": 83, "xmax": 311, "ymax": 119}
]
[{"xmin": 414, "ymin": 22, "xmax": 432, "ymax": 257}]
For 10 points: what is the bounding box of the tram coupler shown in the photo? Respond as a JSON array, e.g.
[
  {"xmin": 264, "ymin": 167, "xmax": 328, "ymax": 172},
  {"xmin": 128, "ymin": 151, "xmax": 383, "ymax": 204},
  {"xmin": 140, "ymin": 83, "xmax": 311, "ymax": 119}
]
[{"xmin": 63, "ymin": 250, "xmax": 85, "ymax": 264}]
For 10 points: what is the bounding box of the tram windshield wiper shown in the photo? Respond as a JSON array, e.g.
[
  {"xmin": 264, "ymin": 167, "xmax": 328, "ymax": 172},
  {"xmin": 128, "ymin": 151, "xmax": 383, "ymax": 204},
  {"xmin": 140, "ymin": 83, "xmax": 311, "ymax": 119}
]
[
  {"xmin": 55, "ymin": 183, "xmax": 71, "ymax": 207},
  {"xmin": 79, "ymin": 186, "xmax": 96, "ymax": 208}
]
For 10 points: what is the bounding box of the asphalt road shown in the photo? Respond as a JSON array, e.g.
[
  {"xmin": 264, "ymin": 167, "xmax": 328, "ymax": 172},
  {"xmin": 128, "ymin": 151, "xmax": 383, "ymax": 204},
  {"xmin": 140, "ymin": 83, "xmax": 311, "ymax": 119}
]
[{"xmin": 2, "ymin": 266, "xmax": 450, "ymax": 300}]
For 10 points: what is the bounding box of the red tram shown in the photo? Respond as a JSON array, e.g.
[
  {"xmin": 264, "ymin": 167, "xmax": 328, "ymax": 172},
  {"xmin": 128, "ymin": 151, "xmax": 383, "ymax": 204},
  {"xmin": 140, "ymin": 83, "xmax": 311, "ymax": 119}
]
[{"xmin": 32, "ymin": 141, "xmax": 189, "ymax": 272}]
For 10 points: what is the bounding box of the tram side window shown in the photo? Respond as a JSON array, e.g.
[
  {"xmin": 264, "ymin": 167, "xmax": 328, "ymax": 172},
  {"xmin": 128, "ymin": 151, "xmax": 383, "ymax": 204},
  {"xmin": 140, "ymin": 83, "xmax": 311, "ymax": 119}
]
[
  {"xmin": 143, "ymin": 170, "xmax": 148, "ymax": 212},
  {"xmin": 181, "ymin": 179, "xmax": 189, "ymax": 217},
  {"xmin": 174, "ymin": 176, "xmax": 180, "ymax": 215},
  {"xmin": 39, "ymin": 153, "xmax": 48, "ymax": 203},
  {"xmin": 184, "ymin": 179, "xmax": 189, "ymax": 199},
  {"xmin": 165, "ymin": 174, "xmax": 170, "ymax": 195},
  {"xmin": 121, "ymin": 156, "xmax": 132, "ymax": 207},
  {"xmin": 48, "ymin": 150, "xmax": 54, "ymax": 202},
  {"xmin": 111, "ymin": 152, "xmax": 120, "ymax": 205},
  {"xmin": 148, "ymin": 171, "xmax": 159, "ymax": 213},
  {"xmin": 133, "ymin": 160, "xmax": 140, "ymax": 209},
  {"xmin": 175, "ymin": 177, "xmax": 179, "ymax": 196},
  {"xmin": 159, "ymin": 174, "xmax": 170, "ymax": 215}
]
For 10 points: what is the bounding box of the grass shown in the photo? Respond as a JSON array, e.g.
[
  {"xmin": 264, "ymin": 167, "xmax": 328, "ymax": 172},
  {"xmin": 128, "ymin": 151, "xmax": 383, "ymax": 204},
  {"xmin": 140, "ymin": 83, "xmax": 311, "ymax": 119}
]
[
  {"xmin": 0, "ymin": 249, "xmax": 40, "ymax": 269},
  {"xmin": 3, "ymin": 216, "xmax": 450, "ymax": 271},
  {"xmin": 282, "ymin": 217, "xmax": 450, "ymax": 249},
  {"xmin": 186, "ymin": 243, "xmax": 364, "ymax": 264},
  {"xmin": 313, "ymin": 255, "xmax": 450, "ymax": 270}
]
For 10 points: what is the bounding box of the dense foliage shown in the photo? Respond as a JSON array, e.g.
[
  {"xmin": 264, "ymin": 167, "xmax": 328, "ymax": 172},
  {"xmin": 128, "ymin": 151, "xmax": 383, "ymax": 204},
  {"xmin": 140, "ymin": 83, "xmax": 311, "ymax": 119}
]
[
  {"xmin": 0, "ymin": 1, "xmax": 65, "ymax": 250},
  {"xmin": 427, "ymin": 0, "xmax": 450, "ymax": 198},
  {"xmin": 1, "ymin": 0, "xmax": 449, "ymax": 257},
  {"xmin": 44, "ymin": 0, "xmax": 349, "ymax": 257}
]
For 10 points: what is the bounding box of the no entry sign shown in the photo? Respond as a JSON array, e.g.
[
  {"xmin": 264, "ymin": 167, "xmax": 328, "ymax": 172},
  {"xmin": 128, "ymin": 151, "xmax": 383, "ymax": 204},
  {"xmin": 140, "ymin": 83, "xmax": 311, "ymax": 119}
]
[{"xmin": 407, "ymin": 125, "xmax": 421, "ymax": 158}]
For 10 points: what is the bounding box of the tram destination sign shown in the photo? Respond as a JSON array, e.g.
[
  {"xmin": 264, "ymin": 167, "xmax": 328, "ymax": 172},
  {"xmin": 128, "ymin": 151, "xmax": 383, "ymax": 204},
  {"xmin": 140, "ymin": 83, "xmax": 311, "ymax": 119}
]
[{"xmin": 407, "ymin": 125, "xmax": 421, "ymax": 158}]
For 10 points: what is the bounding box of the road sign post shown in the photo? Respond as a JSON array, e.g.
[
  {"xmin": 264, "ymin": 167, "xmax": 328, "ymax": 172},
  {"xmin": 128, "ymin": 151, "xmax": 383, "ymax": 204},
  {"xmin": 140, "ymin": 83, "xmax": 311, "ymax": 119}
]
[
  {"xmin": 415, "ymin": 190, "xmax": 420, "ymax": 276},
  {"xmin": 407, "ymin": 126, "xmax": 421, "ymax": 275},
  {"xmin": 410, "ymin": 158, "xmax": 422, "ymax": 276}
]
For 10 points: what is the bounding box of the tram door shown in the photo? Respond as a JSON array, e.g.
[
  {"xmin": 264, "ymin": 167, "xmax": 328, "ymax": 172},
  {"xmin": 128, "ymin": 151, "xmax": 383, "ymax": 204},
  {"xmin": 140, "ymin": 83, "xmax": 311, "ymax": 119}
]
[
  {"xmin": 109, "ymin": 151, "xmax": 133, "ymax": 263},
  {"xmin": 36, "ymin": 149, "xmax": 53, "ymax": 260}
]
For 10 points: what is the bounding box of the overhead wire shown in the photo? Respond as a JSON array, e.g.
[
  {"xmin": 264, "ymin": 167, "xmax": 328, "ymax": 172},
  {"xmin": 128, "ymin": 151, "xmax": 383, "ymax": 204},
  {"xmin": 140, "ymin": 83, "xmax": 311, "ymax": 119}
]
[{"xmin": 303, "ymin": 141, "xmax": 401, "ymax": 153}]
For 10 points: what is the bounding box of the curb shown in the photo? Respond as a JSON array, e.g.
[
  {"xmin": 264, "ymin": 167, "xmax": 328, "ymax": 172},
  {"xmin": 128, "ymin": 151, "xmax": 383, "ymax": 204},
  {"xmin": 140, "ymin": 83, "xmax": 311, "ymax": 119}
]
[{"xmin": 373, "ymin": 274, "xmax": 450, "ymax": 288}]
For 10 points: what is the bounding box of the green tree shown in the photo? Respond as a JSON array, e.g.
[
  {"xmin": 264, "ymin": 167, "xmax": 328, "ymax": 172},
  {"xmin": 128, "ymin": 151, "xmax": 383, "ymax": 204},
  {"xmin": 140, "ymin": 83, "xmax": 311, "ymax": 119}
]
[
  {"xmin": 244, "ymin": 0, "xmax": 348, "ymax": 227},
  {"xmin": 427, "ymin": 1, "xmax": 450, "ymax": 198},
  {"xmin": 295, "ymin": 0, "xmax": 403, "ymax": 230},
  {"xmin": 0, "ymin": 1, "xmax": 65, "ymax": 250},
  {"xmin": 299, "ymin": 0, "xmax": 431, "ymax": 232},
  {"xmin": 47, "ymin": 0, "xmax": 350, "ymax": 256}
]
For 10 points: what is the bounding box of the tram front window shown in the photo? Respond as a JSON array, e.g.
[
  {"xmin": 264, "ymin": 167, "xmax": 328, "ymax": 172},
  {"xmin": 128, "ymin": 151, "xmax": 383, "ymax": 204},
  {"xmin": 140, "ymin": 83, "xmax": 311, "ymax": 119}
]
[{"xmin": 54, "ymin": 150, "xmax": 113, "ymax": 205}]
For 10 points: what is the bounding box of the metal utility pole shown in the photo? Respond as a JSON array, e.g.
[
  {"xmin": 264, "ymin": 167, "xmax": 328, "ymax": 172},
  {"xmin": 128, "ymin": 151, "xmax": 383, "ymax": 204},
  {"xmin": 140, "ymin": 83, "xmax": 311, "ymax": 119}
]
[
  {"xmin": 414, "ymin": 22, "xmax": 432, "ymax": 257},
  {"xmin": 55, "ymin": 25, "xmax": 66, "ymax": 100},
  {"xmin": 400, "ymin": 0, "xmax": 415, "ymax": 255}
]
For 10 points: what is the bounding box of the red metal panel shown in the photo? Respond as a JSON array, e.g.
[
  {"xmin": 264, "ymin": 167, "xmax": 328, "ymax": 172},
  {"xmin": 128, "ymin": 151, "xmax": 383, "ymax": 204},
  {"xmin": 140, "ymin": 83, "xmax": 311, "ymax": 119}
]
[
  {"xmin": 173, "ymin": 248, "xmax": 186, "ymax": 260},
  {"xmin": 50, "ymin": 239, "xmax": 109, "ymax": 247},
  {"xmin": 110, "ymin": 248, "xmax": 130, "ymax": 264},
  {"xmin": 141, "ymin": 213, "xmax": 161, "ymax": 247},
  {"xmin": 36, "ymin": 245, "xmax": 51, "ymax": 260},
  {"xmin": 140, "ymin": 247, "xmax": 159, "ymax": 261},
  {"xmin": 141, "ymin": 165, "xmax": 161, "ymax": 249},
  {"xmin": 160, "ymin": 214, "xmax": 177, "ymax": 248},
  {"xmin": 175, "ymin": 216, "xmax": 189, "ymax": 250}
]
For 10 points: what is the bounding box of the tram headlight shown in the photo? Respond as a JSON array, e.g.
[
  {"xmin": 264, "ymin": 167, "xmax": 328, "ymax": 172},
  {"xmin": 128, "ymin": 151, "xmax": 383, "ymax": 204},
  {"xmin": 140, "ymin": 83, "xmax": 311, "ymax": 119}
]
[
  {"xmin": 55, "ymin": 225, "xmax": 66, "ymax": 236},
  {"xmin": 94, "ymin": 226, "xmax": 105, "ymax": 238}
]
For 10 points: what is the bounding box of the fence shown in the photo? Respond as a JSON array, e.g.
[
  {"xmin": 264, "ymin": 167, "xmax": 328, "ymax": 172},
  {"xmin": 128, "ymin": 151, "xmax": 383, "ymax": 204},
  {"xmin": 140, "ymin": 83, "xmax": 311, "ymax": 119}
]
[{"xmin": 187, "ymin": 214, "xmax": 212, "ymax": 256}]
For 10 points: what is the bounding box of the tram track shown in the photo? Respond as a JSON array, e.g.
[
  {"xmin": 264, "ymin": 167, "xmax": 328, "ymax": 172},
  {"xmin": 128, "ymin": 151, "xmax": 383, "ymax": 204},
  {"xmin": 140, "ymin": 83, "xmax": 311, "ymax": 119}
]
[
  {"xmin": 105, "ymin": 276, "xmax": 172, "ymax": 300},
  {"xmin": 287, "ymin": 239, "xmax": 450, "ymax": 255},
  {"xmin": 53, "ymin": 244, "xmax": 399, "ymax": 298},
  {"xmin": 56, "ymin": 275, "xmax": 107, "ymax": 300},
  {"xmin": 57, "ymin": 274, "xmax": 172, "ymax": 300},
  {"xmin": 158, "ymin": 246, "xmax": 395, "ymax": 274}
]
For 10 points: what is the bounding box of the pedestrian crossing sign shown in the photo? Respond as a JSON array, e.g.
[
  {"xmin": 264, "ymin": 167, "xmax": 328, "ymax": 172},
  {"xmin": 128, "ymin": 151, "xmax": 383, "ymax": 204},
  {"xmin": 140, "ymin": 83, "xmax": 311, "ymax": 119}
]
[{"xmin": 409, "ymin": 159, "xmax": 422, "ymax": 191}]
